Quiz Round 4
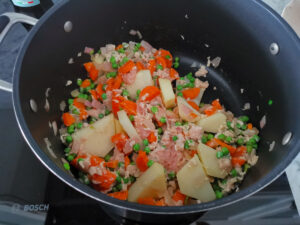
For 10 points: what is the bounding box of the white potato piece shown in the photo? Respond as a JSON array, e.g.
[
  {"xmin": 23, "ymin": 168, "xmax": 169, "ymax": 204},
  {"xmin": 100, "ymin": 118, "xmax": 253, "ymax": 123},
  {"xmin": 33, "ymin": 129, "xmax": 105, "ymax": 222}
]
[
  {"xmin": 177, "ymin": 96, "xmax": 201, "ymax": 122},
  {"xmin": 126, "ymin": 70, "xmax": 153, "ymax": 99},
  {"xmin": 177, "ymin": 155, "xmax": 216, "ymax": 202},
  {"xmin": 117, "ymin": 110, "xmax": 141, "ymax": 142},
  {"xmin": 196, "ymin": 112, "xmax": 226, "ymax": 133},
  {"xmin": 159, "ymin": 78, "xmax": 176, "ymax": 108},
  {"xmin": 72, "ymin": 114, "xmax": 115, "ymax": 157},
  {"xmin": 128, "ymin": 162, "xmax": 167, "ymax": 202},
  {"xmin": 114, "ymin": 118, "xmax": 124, "ymax": 134},
  {"xmin": 197, "ymin": 143, "xmax": 227, "ymax": 178},
  {"xmin": 192, "ymin": 88, "xmax": 206, "ymax": 106}
]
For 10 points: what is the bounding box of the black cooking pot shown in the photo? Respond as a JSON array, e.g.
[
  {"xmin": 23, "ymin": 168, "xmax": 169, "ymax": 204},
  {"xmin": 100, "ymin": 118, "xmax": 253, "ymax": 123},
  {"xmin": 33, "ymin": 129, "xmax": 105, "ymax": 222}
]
[{"xmin": 0, "ymin": 0, "xmax": 299, "ymax": 224}]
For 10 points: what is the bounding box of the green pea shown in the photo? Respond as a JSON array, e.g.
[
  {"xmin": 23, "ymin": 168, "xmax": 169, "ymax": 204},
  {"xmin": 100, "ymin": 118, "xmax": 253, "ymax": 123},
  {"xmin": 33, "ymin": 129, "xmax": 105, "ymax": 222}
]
[
  {"xmin": 98, "ymin": 113, "xmax": 104, "ymax": 119},
  {"xmin": 168, "ymin": 171, "xmax": 175, "ymax": 179},
  {"xmin": 239, "ymin": 116, "xmax": 249, "ymax": 123},
  {"xmin": 122, "ymin": 89, "xmax": 129, "ymax": 96},
  {"xmin": 237, "ymin": 138, "xmax": 244, "ymax": 146},
  {"xmin": 221, "ymin": 147, "xmax": 229, "ymax": 156},
  {"xmin": 116, "ymin": 183, "xmax": 122, "ymax": 191},
  {"xmin": 177, "ymin": 85, "xmax": 183, "ymax": 91},
  {"xmin": 72, "ymin": 109, "xmax": 80, "ymax": 115},
  {"xmin": 188, "ymin": 83, "xmax": 195, "ymax": 88},
  {"xmin": 105, "ymin": 109, "xmax": 110, "ymax": 115},
  {"xmin": 144, "ymin": 147, "xmax": 151, "ymax": 154},
  {"xmin": 75, "ymin": 122, "xmax": 82, "ymax": 129},
  {"xmin": 64, "ymin": 147, "xmax": 71, "ymax": 154},
  {"xmin": 101, "ymin": 93, "xmax": 107, "ymax": 100},
  {"xmin": 120, "ymin": 57, "xmax": 129, "ymax": 66},
  {"xmin": 243, "ymin": 163, "xmax": 250, "ymax": 173},
  {"xmin": 157, "ymin": 64, "xmax": 163, "ymax": 70},
  {"xmin": 215, "ymin": 190, "xmax": 223, "ymax": 199},
  {"xmin": 90, "ymin": 83, "xmax": 95, "ymax": 89},
  {"xmin": 227, "ymin": 121, "xmax": 233, "ymax": 130},
  {"xmin": 133, "ymin": 143, "xmax": 140, "ymax": 152},
  {"xmin": 104, "ymin": 154, "xmax": 111, "ymax": 162},
  {"xmin": 252, "ymin": 143, "xmax": 258, "ymax": 149},
  {"xmin": 177, "ymin": 92, "xmax": 183, "ymax": 97},
  {"xmin": 129, "ymin": 176, "xmax": 136, "ymax": 183},
  {"xmin": 175, "ymin": 121, "xmax": 182, "ymax": 126},
  {"xmin": 77, "ymin": 78, "xmax": 82, "ymax": 86},
  {"xmin": 225, "ymin": 136, "xmax": 232, "ymax": 143},
  {"xmin": 66, "ymin": 135, "xmax": 73, "ymax": 143},
  {"xmin": 86, "ymin": 86, "xmax": 92, "ymax": 92},
  {"xmin": 231, "ymin": 169, "xmax": 238, "ymax": 177},
  {"xmin": 201, "ymin": 135, "xmax": 208, "ymax": 144},
  {"xmin": 151, "ymin": 106, "xmax": 158, "ymax": 113},
  {"xmin": 253, "ymin": 135, "xmax": 260, "ymax": 142},
  {"xmin": 175, "ymin": 57, "xmax": 179, "ymax": 62},
  {"xmin": 123, "ymin": 177, "xmax": 129, "ymax": 184},
  {"xmin": 79, "ymin": 87, "xmax": 85, "ymax": 93},
  {"xmin": 118, "ymin": 48, "xmax": 125, "ymax": 53},
  {"xmin": 67, "ymin": 153, "xmax": 76, "ymax": 161},
  {"xmin": 67, "ymin": 125, "xmax": 75, "ymax": 134},
  {"xmin": 184, "ymin": 140, "xmax": 190, "ymax": 149},
  {"xmin": 218, "ymin": 134, "xmax": 226, "ymax": 140},
  {"xmin": 68, "ymin": 99, "xmax": 74, "ymax": 105},
  {"xmin": 172, "ymin": 136, "xmax": 178, "ymax": 141},
  {"xmin": 129, "ymin": 115, "xmax": 134, "ymax": 122},
  {"xmin": 107, "ymin": 72, "xmax": 117, "ymax": 78},
  {"xmin": 116, "ymin": 176, "xmax": 122, "ymax": 183},
  {"xmin": 136, "ymin": 89, "xmax": 141, "ymax": 98},
  {"xmin": 180, "ymin": 77, "xmax": 185, "ymax": 80},
  {"xmin": 147, "ymin": 160, "xmax": 154, "ymax": 167},
  {"xmin": 143, "ymin": 139, "xmax": 149, "ymax": 146},
  {"xmin": 268, "ymin": 99, "xmax": 273, "ymax": 106},
  {"xmin": 110, "ymin": 56, "xmax": 116, "ymax": 64},
  {"xmin": 118, "ymin": 162, "xmax": 124, "ymax": 168},
  {"xmin": 246, "ymin": 145, "xmax": 253, "ymax": 153},
  {"xmin": 207, "ymin": 133, "xmax": 214, "ymax": 141},
  {"xmin": 158, "ymin": 127, "xmax": 163, "ymax": 134},
  {"xmin": 160, "ymin": 117, "xmax": 166, "ymax": 123},
  {"xmin": 78, "ymin": 93, "xmax": 88, "ymax": 99},
  {"xmin": 216, "ymin": 151, "xmax": 223, "ymax": 159},
  {"xmin": 165, "ymin": 55, "xmax": 171, "ymax": 59},
  {"xmin": 63, "ymin": 162, "xmax": 70, "ymax": 170},
  {"xmin": 173, "ymin": 62, "xmax": 180, "ymax": 69}
]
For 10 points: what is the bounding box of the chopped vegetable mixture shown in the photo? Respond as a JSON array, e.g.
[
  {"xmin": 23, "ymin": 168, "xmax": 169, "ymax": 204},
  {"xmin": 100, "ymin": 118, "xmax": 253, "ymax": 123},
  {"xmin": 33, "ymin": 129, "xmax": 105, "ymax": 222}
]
[{"xmin": 59, "ymin": 41, "xmax": 259, "ymax": 206}]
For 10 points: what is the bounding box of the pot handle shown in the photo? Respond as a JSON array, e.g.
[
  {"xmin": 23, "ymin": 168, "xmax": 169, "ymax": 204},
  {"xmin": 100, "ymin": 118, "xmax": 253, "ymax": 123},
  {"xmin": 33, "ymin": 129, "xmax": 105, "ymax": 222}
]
[{"xmin": 0, "ymin": 12, "xmax": 38, "ymax": 93}]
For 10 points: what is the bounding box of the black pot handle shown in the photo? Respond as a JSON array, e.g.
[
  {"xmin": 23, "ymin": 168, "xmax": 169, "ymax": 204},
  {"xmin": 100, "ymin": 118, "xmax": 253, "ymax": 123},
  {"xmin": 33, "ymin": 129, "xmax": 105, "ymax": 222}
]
[{"xmin": 0, "ymin": 12, "xmax": 38, "ymax": 92}]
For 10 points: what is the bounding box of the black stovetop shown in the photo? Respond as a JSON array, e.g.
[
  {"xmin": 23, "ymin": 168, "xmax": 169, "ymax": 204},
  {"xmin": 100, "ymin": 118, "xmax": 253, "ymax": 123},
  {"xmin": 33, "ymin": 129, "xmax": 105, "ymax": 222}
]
[{"xmin": 0, "ymin": 1, "xmax": 299, "ymax": 225}]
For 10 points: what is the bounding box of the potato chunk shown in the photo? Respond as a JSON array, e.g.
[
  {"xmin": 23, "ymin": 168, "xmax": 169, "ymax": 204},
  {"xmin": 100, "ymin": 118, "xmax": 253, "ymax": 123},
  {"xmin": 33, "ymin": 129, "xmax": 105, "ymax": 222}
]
[
  {"xmin": 126, "ymin": 70, "xmax": 153, "ymax": 99},
  {"xmin": 196, "ymin": 112, "xmax": 226, "ymax": 133},
  {"xmin": 114, "ymin": 118, "xmax": 124, "ymax": 134},
  {"xmin": 72, "ymin": 114, "xmax": 115, "ymax": 157},
  {"xmin": 197, "ymin": 143, "xmax": 227, "ymax": 178},
  {"xmin": 117, "ymin": 110, "xmax": 141, "ymax": 142},
  {"xmin": 159, "ymin": 78, "xmax": 176, "ymax": 108},
  {"xmin": 177, "ymin": 155, "xmax": 216, "ymax": 202},
  {"xmin": 177, "ymin": 97, "xmax": 201, "ymax": 122},
  {"xmin": 128, "ymin": 163, "xmax": 167, "ymax": 202}
]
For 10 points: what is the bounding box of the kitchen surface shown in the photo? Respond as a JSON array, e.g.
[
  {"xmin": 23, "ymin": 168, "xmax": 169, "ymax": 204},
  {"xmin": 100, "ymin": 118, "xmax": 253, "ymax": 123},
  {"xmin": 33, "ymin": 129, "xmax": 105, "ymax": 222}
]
[{"xmin": 0, "ymin": 0, "xmax": 299, "ymax": 225}]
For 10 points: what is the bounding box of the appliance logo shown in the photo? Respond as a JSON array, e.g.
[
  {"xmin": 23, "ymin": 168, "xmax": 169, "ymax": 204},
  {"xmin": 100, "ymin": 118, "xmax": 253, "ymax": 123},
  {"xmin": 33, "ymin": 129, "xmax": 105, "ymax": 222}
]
[
  {"xmin": 11, "ymin": 203, "xmax": 49, "ymax": 213},
  {"xmin": 11, "ymin": 0, "xmax": 40, "ymax": 7}
]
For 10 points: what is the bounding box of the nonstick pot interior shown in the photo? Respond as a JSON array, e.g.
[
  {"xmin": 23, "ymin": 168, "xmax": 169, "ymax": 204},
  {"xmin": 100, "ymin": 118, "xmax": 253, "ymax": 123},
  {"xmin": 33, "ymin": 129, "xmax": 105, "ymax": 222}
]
[{"xmin": 12, "ymin": 0, "xmax": 300, "ymax": 223}]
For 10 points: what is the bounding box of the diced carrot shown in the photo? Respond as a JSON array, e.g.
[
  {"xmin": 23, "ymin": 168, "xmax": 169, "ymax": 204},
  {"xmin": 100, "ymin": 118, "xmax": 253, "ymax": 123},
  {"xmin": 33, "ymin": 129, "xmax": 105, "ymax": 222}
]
[
  {"xmin": 182, "ymin": 88, "xmax": 201, "ymax": 100},
  {"xmin": 91, "ymin": 170, "xmax": 117, "ymax": 191},
  {"xmin": 247, "ymin": 123, "xmax": 253, "ymax": 130},
  {"xmin": 190, "ymin": 112, "xmax": 198, "ymax": 118},
  {"xmin": 147, "ymin": 59, "xmax": 156, "ymax": 75},
  {"xmin": 89, "ymin": 67, "xmax": 99, "ymax": 81},
  {"xmin": 108, "ymin": 190, "xmax": 128, "ymax": 200},
  {"xmin": 136, "ymin": 150, "xmax": 149, "ymax": 172},
  {"xmin": 71, "ymin": 154, "xmax": 87, "ymax": 167},
  {"xmin": 204, "ymin": 106, "xmax": 217, "ymax": 116},
  {"xmin": 206, "ymin": 139, "xmax": 218, "ymax": 148},
  {"xmin": 124, "ymin": 156, "xmax": 130, "ymax": 169},
  {"xmin": 111, "ymin": 133, "xmax": 129, "ymax": 151},
  {"xmin": 136, "ymin": 61, "xmax": 145, "ymax": 71},
  {"xmin": 139, "ymin": 86, "xmax": 161, "ymax": 102},
  {"xmin": 73, "ymin": 98, "xmax": 85, "ymax": 110},
  {"xmin": 169, "ymin": 68, "xmax": 179, "ymax": 79},
  {"xmin": 90, "ymin": 155, "xmax": 105, "ymax": 167},
  {"xmin": 189, "ymin": 150, "xmax": 198, "ymax": 157},
  {"xmin": 214, "ymin": 138, "xmax": 236, "ymax": 154},
  {"xmin": 105, "ymin": 160, "xmax": 119, "ymax": 169},
  {"xmin": 154, "ymin": 49, "xmax": 173, "ymax": 68},
  {"xmin": 116, "ymin": 44, "xmax": 123, "ymax": 50},
  {"xmin": 148, "ymin": 131, "xmax": 157, "ymax": 143},
  {"xmin": 120, "ymin": 99, "xmax": 137, "ymax": 115},
  {"xmin": 106, "ymin": 78, "xmax": 115, "ymax": 91},
  {"xmin": 156, "ymin": 56, "xmax": 167, "ymax": 69},
  {"xmin": 79, "ymin": 110, "xmax": 88, "ymax": 120},
  {"xmin": 112, "ymin": 74, "xmax": 122, "ymax": 90},
  {"xmin": 90, "ymin": 90, "xmax": 98, "ymax": 100},
  {"xmin": 137, "ymin": 197, "xmax": 165, "ymax": 206},
  {"xmin": 231, "ymin": 157, "xmax": 246, "ymax": 167},
  {"xmin": 187, "ymin": 101, "xmax": 200, "ymax": 111},
  {"xmin": 111, "ymin": 95, "xmax": 124, "ymax": 116},
  {"xmin": 211, "ymin": 99, "xmax": 222, "ymax": 110},
  {"xmin": 118, "ymin": 60, "xmax": 135, "ymax": 74},
  {"xmin": 139, "ymin": 46, "xmax": 145, "ymax": 52},
  {"xmin": 84, "ymin": 62, "xmax": 94, "ymax": 72},
  {"xmin": 233, "ymin": 146, "xmax": 247, "ymax": 157},
  {"xmin": 172, "ymin": 190, "xmax": 186, "ymax": 202},
  {"xmin": 81, "ymin": 79, "xmax": 91, "ymax": 88},
  {"xmin": 62, "ymin": 112, "xmax": 75, "ymax": 126}
]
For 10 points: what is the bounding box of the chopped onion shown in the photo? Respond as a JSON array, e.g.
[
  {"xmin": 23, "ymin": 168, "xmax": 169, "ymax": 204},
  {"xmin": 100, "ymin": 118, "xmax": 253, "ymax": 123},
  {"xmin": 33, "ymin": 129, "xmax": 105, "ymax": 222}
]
[
  {"xmin": 45, "ymin": 88, "xmax": 51, "ymax": 97},
  {"xmin": 213, "ymin": 86, "xmax": 217, "ymax": 90},
  {"xmin": 65, "ymin": 80, "xmax": 72, "ymax": 86},
  {"xmin": 30, "ymin": 99, "xmax": 38, "ymax": 112},
  {"xmin": 269, "ymin": 141, "xmax": 275, "ymax": 152},
  {"xmin": 257, "ymin": 105, "xmax": 260, "ymax": 111},
  {"xmin": 240, "ymin": 88, "xmax": 244, "ymax": 94},
  {"xmin": 68, "ymin": 58, "xmax": 74, "ymax": 64},
  {"xmin": 136, "ymin": 30, "xmax": 143, "ymax": 39},
  {"xmin": 195, "ymin": 65, "xmax": 208, "ymax": 77},
  {"xmin": 44, "ymin": 98, "xmax": 50, "ymax": 112},
  {"xmin": 207, "ymin": 57, "xmax": 211, "ymax": 67},
  {"xmin": 204, "ymin": 43, "xmax": 210, "ymax": 48},
  {"xmin": 242, "ymin": 102, "xmax": 251, "ymax": 111},
  {"xmin": 180, "ymin": 34, "xmax": 185, "ymax": 40},
  {"xmin": 77, "ymin": 52, "xmax": 82, "ymax": 57},
  {"xmin": 260, "ymin": 115, "xmax": 266, "ymax": 129},
  {"xmin": 185, "ymin": 14, "xmax": 189, "ymax": 19},
  {"xmin": 71, "ymin": 89, "xmax": 80, "ymax": 97},
  {"xmin": 211, "ymin": 57, "xmax": 221, "ymax": 68},
  {"xmin": 129, "ymin": 29, "xmax": 137, "ymax": 35},
  {"xmin": 44, "ymin": 137, "xmax": 57, "ymax": 159},
  {"xmin": 60, "ymin": 100, "xmax": 66, "ymax": 111},
  {"xmin": 52, "ymin": 121, "xmax": 58, "ymax": 136},
  {"xmin": 48, "ymin": 121, "xmax": 52, "ymax": 128}
]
